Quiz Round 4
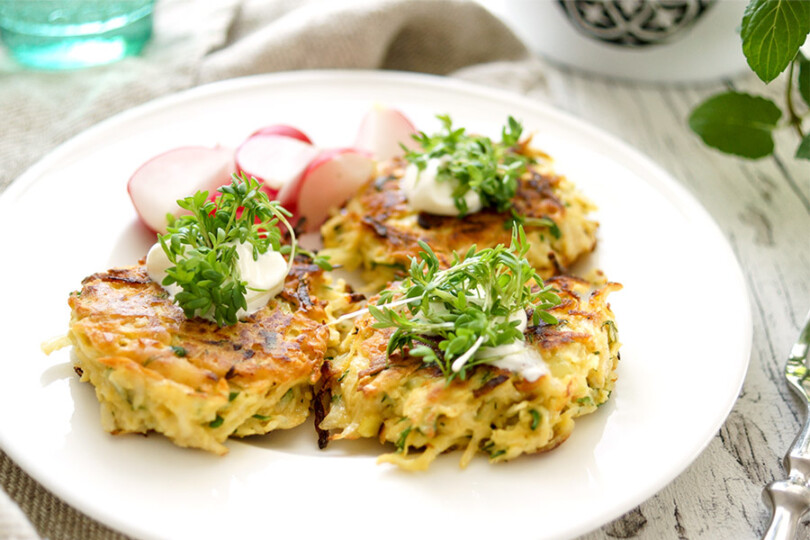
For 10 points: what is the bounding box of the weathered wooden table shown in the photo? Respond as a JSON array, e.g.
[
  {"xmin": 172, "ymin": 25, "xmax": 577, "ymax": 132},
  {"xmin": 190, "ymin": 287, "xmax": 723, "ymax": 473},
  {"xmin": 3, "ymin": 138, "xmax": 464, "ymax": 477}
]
[{"xmin": 511, "ymin": 61, "xmax": 807, "ymax": 540}]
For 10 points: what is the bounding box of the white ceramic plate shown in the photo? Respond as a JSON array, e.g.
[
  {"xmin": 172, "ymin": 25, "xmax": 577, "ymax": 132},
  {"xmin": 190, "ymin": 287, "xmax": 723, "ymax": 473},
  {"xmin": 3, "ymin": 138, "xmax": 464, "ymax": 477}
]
[{"xmin": 0, "ymin": 71, "xmax": 751, "ymax": 540}]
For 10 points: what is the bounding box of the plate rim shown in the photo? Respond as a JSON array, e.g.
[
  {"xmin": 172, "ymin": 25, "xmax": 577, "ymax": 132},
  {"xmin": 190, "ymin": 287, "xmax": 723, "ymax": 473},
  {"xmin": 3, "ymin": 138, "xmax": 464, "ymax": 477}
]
[{"xmin": 0, "ymin": 69, "xmax": 753, "ymax": 540}]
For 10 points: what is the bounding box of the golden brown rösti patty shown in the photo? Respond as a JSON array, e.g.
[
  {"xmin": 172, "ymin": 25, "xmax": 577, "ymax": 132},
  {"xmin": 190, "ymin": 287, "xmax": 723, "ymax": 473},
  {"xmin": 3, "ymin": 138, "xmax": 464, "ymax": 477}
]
[
  {"xmin": 316, "ymin": 275, "xmax": 621, "ymax": 470},
  {"xmin": 320, "ymin": 155, "xmax": 598, "ymax": 291},
  {"xmin": 68, "ymin": 260, "xmax": 357, "ymax": 454}
]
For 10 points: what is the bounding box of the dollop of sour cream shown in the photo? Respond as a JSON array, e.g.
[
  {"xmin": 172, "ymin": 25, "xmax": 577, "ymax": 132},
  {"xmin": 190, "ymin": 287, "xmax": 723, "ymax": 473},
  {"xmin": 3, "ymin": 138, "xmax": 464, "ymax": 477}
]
[
  {"xmin": 400, "ymin": 158, "xmax": 483, "ymax": 216},
  {"xmin": 146, "ymin": 241, "xmax": 288, "ymax": 321},
  {"xmin": 467, "ymin": 309, "xmax": 550, "ymax": 382}
]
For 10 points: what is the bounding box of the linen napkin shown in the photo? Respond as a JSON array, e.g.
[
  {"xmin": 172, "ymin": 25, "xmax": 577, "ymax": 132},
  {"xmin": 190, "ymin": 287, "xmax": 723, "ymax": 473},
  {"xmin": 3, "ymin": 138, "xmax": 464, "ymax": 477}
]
[{"xmin": 0, "ymin": 0, "xmax": 532, "ymax": 538}]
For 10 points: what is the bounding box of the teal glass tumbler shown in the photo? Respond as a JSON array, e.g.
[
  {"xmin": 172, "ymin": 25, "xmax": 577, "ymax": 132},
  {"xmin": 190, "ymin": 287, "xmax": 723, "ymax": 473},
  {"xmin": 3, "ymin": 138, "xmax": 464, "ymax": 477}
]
[{"xmin": 0, "ymin": 1, "xmax": 155, "ymax": 70}]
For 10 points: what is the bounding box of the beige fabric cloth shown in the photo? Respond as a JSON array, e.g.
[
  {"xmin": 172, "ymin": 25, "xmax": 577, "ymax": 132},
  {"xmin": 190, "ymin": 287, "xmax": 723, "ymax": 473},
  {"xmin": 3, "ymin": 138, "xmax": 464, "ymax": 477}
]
[
  {"xmin": 0, "ymin": 0, "xmax": 529, "ymax": 538},
  {"xmin": 0, "ymin": 0, "xmax": 528, "ymax": 190}
]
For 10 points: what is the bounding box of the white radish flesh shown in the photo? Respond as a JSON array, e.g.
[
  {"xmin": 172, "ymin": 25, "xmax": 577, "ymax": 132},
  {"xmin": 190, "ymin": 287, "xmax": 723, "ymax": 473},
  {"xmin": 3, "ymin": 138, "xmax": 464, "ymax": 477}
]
[
  {"xmin": 354, "ymin": 106, "xmax": 418, "ymax": 161},
  {"xmin": 127, "ymin": 146, "xmax": 234, "ymax": 234},
  {"xmin": 290, "ymin": 148, "xmax": 374, "ymax": 232},
  {"xmin": 235, "ymin": 134, "xmax": 319, "ymax": 198}
]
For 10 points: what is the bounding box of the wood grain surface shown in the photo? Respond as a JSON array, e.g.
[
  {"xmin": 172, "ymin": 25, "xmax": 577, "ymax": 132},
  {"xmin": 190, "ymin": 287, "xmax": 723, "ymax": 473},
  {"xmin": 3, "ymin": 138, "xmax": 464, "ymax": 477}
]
[{"xmin": 526, "ymin": 64, "xmax": 810, "ymax": 540}]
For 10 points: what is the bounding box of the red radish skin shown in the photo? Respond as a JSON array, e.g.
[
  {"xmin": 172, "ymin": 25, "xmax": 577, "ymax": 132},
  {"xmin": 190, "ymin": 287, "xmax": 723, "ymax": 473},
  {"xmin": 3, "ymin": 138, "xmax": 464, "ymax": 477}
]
[
  {"xmin": 354, "ymin": 106, "xmax": 418, "ymax": 161},
  {"xmin": 235, "ymin": 133, "xmax": 319, "ymax": 199},
  {"xmin": 285, "ymin": 148, "xmax": 374, "ymax": 232},
  {"xmin": 127, "ymin": 146, "xmax": 235, "ymax": 234},
  {"xmin": 250, "ymin": 124, "xmax": 313, "ymax": 145},
  {"xmin": 276, "ymin": 147, "xmax": 364, "ymax": 212}
]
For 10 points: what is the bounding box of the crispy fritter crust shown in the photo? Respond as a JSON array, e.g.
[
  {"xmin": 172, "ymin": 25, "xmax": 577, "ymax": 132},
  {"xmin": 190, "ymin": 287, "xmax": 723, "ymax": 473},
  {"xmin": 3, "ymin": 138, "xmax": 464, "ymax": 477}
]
[
  {"xmin": 68, "ymin": 260, "xmax": 357, "ymax": 454},
  {"xmin": 320, "ymin": 154, "xmax": 598, "ymax": 291},
  {"xmin": 316, "ymin": 275, "xmax": 621, "ymax": 470}
]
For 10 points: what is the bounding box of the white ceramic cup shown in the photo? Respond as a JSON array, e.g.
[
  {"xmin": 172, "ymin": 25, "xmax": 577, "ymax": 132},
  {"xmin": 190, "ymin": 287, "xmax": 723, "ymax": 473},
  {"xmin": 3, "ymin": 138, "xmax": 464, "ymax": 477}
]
[{"xmin": 482, "ymin": 0, "xmax": 750, "ymax": 83}]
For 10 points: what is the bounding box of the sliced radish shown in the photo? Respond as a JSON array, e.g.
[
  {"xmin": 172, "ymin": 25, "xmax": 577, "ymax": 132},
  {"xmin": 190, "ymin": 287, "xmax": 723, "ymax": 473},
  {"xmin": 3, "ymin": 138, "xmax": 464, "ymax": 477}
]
[
  {"xmin": 354, "ymin": 105, "xmax": 418, "ymax": 161},
  {"xmin": 250, "ymin": 124, "xmax": 313, "ymax": 145},
  {"xmin": 235, "ymin": 133, "xmax": 319, "ymax": 199},
  {"xmin": 127, "ymin": 146, "xmax": 235, "ymax": 234},
  {"xmin": 282, "ymin": 148, "xmax": 374, "ymax": 232}
]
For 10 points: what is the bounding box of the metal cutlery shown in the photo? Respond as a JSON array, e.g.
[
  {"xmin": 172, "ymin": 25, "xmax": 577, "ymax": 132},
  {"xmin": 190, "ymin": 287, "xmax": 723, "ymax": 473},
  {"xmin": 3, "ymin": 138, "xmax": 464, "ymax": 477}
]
[{"xmin": 762, "ymin": 308, "xmax": 810, "ymax": 540}]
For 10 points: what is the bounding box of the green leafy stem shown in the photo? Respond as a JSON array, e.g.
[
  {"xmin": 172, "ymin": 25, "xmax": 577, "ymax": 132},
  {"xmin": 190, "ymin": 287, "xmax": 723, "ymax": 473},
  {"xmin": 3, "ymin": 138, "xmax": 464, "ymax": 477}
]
[{"xmin": 689, "ymin": 0, "xmax": 810, "ymax": 160}]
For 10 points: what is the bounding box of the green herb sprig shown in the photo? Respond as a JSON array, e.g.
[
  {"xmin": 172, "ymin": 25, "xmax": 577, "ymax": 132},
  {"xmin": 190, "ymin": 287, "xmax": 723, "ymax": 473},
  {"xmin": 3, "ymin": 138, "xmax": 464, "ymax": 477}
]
[
  {"xmin": 159, "ymin": 173, "xmax": 297, "ymax": 326},
  {"xmin": 505, "ymin": 209, "xmax": 561, "ymax": 240},
  {"xmin": 689, "ymin": 0, "xmax": 810, "ymax": 160},
  {"xmin": 404, "ymin": 115, "xmax": 533, "ymax": 215},
  {"xmin": 368, "ymin": 226, "xmax": 560, "ymax": 381},
  {"xmin": 288, "ymin": 245, "xmax": 333, "ymax": 271}
]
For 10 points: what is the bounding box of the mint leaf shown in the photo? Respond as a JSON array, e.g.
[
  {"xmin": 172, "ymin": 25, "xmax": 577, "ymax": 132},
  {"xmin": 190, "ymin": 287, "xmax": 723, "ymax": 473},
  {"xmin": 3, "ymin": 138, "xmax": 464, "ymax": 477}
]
[
  {"xmin": 689, "ymin": 92, "xmax": 781, "ymax": 159},
  {"xmin": 797, "ymin": 133, "xmax": 810, "ymax": 160},
  {"xmin": 799, "ymin": 53, "xmax": 810, "ymax": 107},
  {"xmin": 741, "ymin": 0, "xmax": 810, "ymax": 83}
]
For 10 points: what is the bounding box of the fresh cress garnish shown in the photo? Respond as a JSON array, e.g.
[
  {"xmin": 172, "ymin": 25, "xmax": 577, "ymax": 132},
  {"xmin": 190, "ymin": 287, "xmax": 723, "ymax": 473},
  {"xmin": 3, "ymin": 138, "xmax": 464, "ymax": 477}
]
[
  {"xmin": 504, "ymin": 209, "xmax": 561, "ymax": 239},
  {"xmin": 158, "ymin": 173, "xmax": 297, "ymax": 326},
  {"xmin": 287, "ymin": 245, "xmax": 334, "ymax": 271},
  {"xmin": 368, "ymin": 226, "xmax": 561, "ymax": 381},
  {"xmin": 404, "ymin": 115, "xmax": 533, "ymax": 215}
]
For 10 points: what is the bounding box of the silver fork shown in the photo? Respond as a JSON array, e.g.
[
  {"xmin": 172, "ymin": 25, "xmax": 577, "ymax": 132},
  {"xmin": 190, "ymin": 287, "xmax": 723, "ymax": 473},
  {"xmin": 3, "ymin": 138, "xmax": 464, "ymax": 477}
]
[{"xmin": 762, "ymin": 308, "xmax": 810, "ymax": 540}]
